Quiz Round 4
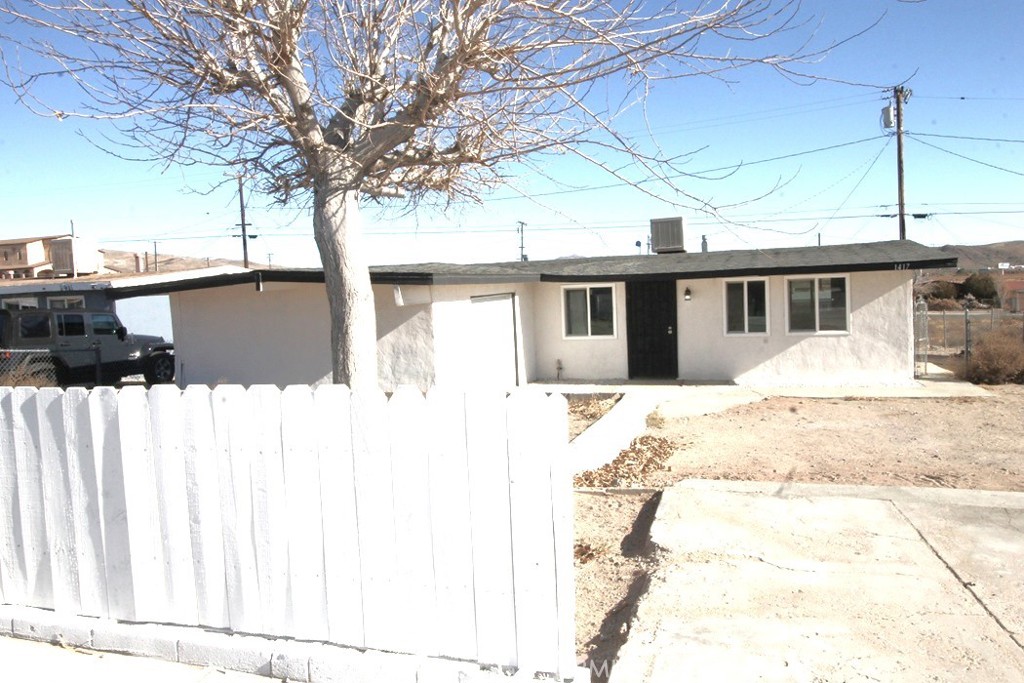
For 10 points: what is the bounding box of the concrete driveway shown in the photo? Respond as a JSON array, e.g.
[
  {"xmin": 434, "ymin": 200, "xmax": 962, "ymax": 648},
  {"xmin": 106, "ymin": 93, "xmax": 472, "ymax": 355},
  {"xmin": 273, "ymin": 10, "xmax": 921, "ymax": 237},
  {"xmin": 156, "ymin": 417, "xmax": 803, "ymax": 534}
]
[{"xmin": 609, "ymin": 480, "xmax": 1024, "ymax": 682}]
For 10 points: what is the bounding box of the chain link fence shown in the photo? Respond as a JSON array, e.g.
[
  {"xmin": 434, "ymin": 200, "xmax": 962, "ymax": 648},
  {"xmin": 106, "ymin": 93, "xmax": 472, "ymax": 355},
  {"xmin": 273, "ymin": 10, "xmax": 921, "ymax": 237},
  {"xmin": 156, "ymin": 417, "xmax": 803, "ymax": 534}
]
[
  {"xmin": 0, "ymin": 350, "xmax": 59, "ymax": 387},
  {"xmin": 914, "ymin": 304, "xmax": 1024, "ymax": 378}
]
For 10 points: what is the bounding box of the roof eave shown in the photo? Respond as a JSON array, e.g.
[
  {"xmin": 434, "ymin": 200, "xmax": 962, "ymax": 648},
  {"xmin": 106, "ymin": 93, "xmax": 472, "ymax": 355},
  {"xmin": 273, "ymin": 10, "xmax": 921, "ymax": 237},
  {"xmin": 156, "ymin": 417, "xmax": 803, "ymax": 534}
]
[{"xmin": 538, "ymin": 257, "xmax": 959, "ymax": 282}]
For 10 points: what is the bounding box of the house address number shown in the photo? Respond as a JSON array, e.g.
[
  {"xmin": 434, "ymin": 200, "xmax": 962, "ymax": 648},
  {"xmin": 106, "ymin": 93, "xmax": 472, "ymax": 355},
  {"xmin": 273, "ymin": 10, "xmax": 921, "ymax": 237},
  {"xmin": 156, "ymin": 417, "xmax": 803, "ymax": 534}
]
[{"xmin": 893, "ymin": 263, "xmax": 911, "ymax": 270}]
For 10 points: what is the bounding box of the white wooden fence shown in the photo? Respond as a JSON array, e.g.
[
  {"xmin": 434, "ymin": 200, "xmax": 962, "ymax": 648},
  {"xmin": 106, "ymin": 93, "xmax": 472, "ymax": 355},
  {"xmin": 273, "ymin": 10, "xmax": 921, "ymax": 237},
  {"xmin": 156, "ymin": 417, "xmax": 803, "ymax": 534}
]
[{"xmin": 0, "ymin": 385, "xmax": 575, "ymax": 679}]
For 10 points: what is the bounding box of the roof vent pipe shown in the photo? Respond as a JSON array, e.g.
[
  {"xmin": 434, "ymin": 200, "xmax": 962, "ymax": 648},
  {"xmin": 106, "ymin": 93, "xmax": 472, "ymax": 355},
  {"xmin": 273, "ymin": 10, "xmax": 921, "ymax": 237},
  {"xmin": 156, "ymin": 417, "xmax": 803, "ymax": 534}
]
[{"xmin": 701, "ymin": 235, "xmax": 708, "ymax": 253}]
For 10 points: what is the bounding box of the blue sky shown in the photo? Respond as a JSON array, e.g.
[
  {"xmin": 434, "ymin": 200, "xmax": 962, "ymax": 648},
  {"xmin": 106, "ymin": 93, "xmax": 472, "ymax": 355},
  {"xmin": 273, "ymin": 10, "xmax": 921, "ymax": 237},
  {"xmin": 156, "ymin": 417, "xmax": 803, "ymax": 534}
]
[{"xmin": 1, "ymin": 0, "xmax": 1022, "ymax": 268}]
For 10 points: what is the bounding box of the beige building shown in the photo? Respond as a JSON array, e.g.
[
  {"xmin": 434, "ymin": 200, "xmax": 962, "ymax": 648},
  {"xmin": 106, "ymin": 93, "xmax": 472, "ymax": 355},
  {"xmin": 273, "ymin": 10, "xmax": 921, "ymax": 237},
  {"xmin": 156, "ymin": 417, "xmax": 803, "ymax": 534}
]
[
  {"xmin": 0, "ymin": 234, "xmax": 102, "ymax": 279},
  {"xmin": 110, "ymin": 240, "xmax": 957, "ymax": 390}
]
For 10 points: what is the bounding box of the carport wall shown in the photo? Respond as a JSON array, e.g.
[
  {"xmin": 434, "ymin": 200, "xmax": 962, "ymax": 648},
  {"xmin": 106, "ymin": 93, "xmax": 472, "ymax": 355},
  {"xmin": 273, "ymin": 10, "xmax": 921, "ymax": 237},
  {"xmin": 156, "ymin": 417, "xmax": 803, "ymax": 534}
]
[
  {"xmin": 169, "ymin": 281, "xmax": 335, "ymax": 387},
  {"xmin": 675, "ymin": 269, "xmax": 915, "ymax": 385},
  {"xmin": 170, "ymin": 281, "xmax": 438, "ymax": 389},
  {"xmin": 169, "ymin": 280, "xmax": 534, "ymax": 390}
]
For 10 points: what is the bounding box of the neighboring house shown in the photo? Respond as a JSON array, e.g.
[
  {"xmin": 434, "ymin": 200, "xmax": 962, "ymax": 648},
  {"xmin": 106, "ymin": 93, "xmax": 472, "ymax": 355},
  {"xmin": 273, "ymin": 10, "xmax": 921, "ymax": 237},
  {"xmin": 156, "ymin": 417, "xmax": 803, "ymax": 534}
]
[
  {"xmin": 108, "ymin": 240, "xmax": 957, "ymax": 389},
  {"xmin": 1002, "ymin": 279, "xmax": 1024, "ymax": 314},
  {"xmin": 0, "ymin": 234, "xmax": 102, "ymax": 279},
  {"xmin": 0, "ymin": 266, "xmax": 249, "ymax": 340}
]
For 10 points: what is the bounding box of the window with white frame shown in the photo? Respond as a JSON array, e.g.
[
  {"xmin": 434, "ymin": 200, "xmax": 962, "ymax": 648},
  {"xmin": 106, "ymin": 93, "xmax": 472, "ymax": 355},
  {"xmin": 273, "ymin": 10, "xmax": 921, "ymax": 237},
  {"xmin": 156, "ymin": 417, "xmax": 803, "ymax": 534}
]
[
  {"xmin": 48, "ymin": 296, "xmax": 86, "ymax": 309},
  {"xmin": 563, "ymin": 285, "xmax": 615, "ymax": 337},
  {"xmin": 725, "ymin": 279, "xmax": 768, "ymax": 334},
  {"xmin": 1, "ymin": 297, "xmax": 38, "ymax": 311},
  {"xmin": 787, "ymin": 276, "xmax": 848, "ymax": 333}
]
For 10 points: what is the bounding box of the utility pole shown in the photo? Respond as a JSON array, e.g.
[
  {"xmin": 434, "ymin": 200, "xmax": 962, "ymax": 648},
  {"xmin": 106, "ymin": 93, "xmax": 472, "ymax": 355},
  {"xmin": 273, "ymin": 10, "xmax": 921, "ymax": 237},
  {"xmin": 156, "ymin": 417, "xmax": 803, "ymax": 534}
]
[
  {"xmin": 517, "ymin": 221, "xmax": 527, "ymax": 261},
  {"xmin": 894, "ymin": 85, "xmax": 910, "ymax": 240},
  {"xmin": 70, "ymin": 219, "xmax": 78, "ymax": 278},
  {"xmin": 236, "ymin": 175, "xmax": 250, "ymax": 268}
]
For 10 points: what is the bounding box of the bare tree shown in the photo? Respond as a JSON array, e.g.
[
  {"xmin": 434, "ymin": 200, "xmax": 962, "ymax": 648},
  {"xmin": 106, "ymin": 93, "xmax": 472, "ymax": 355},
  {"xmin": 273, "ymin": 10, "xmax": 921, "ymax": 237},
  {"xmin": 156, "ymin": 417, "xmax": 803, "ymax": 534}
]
[{"xmin": 0, "ymin": 0, "xmax": 850, "ymax": 390}]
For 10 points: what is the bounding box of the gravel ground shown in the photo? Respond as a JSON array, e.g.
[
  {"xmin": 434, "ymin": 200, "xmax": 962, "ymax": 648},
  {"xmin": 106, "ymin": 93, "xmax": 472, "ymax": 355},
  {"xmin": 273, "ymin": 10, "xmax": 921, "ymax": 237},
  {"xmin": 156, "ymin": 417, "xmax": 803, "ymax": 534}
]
[{"xmin": 572, "ymin": 384, "xmax": 1024, "ymax": 680}]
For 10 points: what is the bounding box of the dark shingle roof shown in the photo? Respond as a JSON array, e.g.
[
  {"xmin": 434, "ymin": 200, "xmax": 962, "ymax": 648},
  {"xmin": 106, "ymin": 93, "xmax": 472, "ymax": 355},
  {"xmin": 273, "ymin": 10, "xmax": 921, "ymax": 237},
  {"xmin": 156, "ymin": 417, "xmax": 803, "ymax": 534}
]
[
  {"xmin": 105, "ymin": 240, "xmax": 956, "ymax": 298},
  {"xmin": 371, "ymin": 240, "xmax": 956, "ymax": 284}
]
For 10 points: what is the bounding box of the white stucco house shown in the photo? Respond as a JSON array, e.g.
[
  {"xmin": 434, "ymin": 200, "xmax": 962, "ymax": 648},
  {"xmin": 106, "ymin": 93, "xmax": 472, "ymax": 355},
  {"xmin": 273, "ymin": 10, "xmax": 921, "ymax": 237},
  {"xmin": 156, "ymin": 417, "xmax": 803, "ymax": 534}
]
[{"xmin": 108, "ymin": 240, "xmax": 956, "ymax": 389}]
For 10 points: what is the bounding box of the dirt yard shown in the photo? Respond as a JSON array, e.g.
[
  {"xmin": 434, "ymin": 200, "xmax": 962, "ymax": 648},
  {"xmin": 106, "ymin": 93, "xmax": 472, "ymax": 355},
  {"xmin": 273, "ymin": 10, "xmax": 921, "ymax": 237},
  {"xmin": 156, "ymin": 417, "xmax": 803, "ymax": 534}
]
[{"xmin": 571, "ymin": 384, "xmax": 1024, "ymax": 680}]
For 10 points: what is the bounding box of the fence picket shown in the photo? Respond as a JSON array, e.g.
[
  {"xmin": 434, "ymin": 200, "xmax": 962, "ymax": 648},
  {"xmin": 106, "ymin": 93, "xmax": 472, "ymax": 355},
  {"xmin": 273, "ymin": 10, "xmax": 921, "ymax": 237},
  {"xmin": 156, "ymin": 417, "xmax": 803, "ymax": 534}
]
[
  {"xmin": 61, "ymin": 388, "xmax": 108, "ymax": 618},
  {"xmin": 388, "ymin": 386, "xmax": 437, "ymax": 656},
  {"xmin": 181, "ymin": 386, "xmax": 229, "ymax": 628},
  {"xmin": 506, "ymin": 389, "xmax": 560, "ymax": 674},
  {"xmin": 148, "ymin": 386, "xmax": 199, "ymax": 625},
  {"xmin": 314, "ymin": 384, "xmax": 364, "ymax": 647},
  {"xmin": 36, "ymin": 388, "xmax": 81, "ymax": 614},
  {"xmin": 247, "ymin": 385, "xmax": 289, "ymax": 635},
  {"xmin": 88, "ymin": 387, "xmax": 134, "ymax": 621},
  {"xmin": 11, "ymin": 387, "xmax": 53, "ymax": 609},
  {"xmin": 350, "ymin": 389, "xmax": 396, "ymax": 651},
  {"xmin": 116, "ymin": 387, "xmax": 168, "ymax": 622},
  {"xmin": 0, "ymin": 385, "xmax": 573, "ymax": 679},
  {"xmin": 211, "ymin": 385, "xmax": 262, "ymax": 633},
  {"xmin": 465, "ymin": 390, "xmax": 517, "ymax": 668},
  {"xmin": 425, "ymin": 387, "xmax": 477, "ymax": 660},
  {"xmin": 545, "ymin": 393, "xmax": 576, "ymax": 680},
  {"xmin": 0, "ymin": 388, "xmax": 23, "ymax": 604},
  {"xmin": 281, "ymin": 385, "xmax": 329, "ymax": 640}
]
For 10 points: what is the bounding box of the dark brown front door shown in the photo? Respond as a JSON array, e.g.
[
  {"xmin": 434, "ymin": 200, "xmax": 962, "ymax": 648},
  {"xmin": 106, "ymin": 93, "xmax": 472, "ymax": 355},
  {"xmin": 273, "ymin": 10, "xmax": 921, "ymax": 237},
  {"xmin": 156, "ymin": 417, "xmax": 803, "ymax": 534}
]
[{"xmin": 626, "ymin": 280, "xmax": 678, "ymax": 379}]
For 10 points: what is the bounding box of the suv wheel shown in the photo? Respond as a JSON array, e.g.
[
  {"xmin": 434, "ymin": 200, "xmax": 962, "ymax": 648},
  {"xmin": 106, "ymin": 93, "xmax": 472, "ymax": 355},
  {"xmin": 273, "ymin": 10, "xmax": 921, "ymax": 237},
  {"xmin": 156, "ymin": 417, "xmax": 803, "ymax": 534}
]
[{"xmin": 144, "ymin": 353, "xmax": 175, "ymax": 384}]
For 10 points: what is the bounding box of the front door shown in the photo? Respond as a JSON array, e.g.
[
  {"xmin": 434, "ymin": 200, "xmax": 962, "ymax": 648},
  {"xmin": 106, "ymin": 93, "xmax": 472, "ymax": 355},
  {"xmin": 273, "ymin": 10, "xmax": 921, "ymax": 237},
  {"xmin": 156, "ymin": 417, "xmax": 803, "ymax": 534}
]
[{"xmin": 626, "ymin": 280, "xmax": 678, "ymax": 379}]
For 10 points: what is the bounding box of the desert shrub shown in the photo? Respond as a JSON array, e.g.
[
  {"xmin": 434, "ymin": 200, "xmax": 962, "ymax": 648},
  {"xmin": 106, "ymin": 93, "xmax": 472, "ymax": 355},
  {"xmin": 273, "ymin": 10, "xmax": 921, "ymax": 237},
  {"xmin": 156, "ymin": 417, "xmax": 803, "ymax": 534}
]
[
  {"xmin": 0, "ymin": 356, "xmax": 58, "ymax": 388},
  {"xmin": 963, "ymin": 273, "xmax": 999, "ymax": 303},
  {"xmin": 929, "ymin": 281, "xmax": 959, "ymax": 300},
  {"xmin": 961, "ymin": 322, "xmax": 1024, "ymax": 384},
  {"xmin": 926, "ymin": 297, "xmax": 961, "ymax": 311}
]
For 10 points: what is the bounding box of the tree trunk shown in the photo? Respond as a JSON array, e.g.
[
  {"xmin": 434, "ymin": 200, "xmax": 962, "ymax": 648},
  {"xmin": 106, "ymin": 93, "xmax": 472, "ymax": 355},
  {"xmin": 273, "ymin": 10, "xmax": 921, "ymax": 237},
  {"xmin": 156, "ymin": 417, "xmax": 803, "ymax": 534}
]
[{"xmin": 313, "ymin": 183, "xmax": 379, "ymax": 391}]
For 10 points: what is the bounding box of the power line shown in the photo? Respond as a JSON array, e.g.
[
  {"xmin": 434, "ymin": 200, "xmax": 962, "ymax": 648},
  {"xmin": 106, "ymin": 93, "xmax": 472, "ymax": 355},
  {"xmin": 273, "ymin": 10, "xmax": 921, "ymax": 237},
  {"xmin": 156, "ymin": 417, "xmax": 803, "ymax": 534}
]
[
  {"xmin": 908, "ymin": 135, "xmax": 1024, "ymax": 178},
  {"xmin": 911, "ymin": 132, "xmax": 1024, "ymax": 145},
  {"xmin": 915, "ymin": 95, "xmax": 1024, "ymax": 102},
  {"xmin": 488, "ymin": 135, "xmax": 890, "ymax": 202},
  {"xmin": 820, "ymin": 137, "xmax": 892, "ymax": 235},
  {"xmin": 96, "ymin": 205, "xmax": 1024, "ymax": 245},
  {"xmin": 626, "ymin": 93, "xmax": 881, "ymax": 138}
]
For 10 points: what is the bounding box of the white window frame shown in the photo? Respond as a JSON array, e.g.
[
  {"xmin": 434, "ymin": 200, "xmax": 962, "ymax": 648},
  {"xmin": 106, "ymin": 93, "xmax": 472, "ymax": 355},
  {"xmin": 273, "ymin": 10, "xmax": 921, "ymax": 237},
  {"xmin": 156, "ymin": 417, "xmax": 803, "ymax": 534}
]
[
  {"xmin": 1, "ymin": 297, "xmax": 38, "ymax": 311},
  {"xmin": 47, "ymin": 295, "xmax": 86, "ymax": 309},
  {"xmin": 723, "ymin": 278, "xmax": 770, "ymax": 336},
  {"xmin": 561, "ymin": 283, "xmax": 617, "ymax": 339},
  {"xmin": 784, "ymin": 274, "xmax": 851, "ymax": 335}
]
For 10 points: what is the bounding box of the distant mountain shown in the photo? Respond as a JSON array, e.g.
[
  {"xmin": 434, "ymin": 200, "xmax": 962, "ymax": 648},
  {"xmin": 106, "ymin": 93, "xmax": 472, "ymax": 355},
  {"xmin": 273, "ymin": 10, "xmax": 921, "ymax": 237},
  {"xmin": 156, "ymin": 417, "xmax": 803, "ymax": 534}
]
[
  {"xmin": 100, "ymin": 248, "xmax": 256, "ymax": 273},
  {"xmin": 936, "ymin": 241, "xmax": 1024, "ymax": 271}
]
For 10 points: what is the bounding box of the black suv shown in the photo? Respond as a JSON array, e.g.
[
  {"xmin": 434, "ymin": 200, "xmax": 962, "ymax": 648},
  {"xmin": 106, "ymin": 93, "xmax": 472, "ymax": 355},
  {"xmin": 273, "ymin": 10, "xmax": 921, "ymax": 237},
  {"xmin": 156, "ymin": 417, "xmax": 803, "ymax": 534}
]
[{"xmin": 0, "ymin": 308, "xmax": 174, "ymax": 385}]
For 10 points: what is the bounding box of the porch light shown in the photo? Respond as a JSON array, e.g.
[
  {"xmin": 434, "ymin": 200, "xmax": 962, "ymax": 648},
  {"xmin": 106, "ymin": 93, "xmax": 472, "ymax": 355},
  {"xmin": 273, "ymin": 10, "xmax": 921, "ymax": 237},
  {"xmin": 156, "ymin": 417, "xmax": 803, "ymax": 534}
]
[{"xmin": 684, "ymin": 287, "xmax": 692, "ymax": 301}]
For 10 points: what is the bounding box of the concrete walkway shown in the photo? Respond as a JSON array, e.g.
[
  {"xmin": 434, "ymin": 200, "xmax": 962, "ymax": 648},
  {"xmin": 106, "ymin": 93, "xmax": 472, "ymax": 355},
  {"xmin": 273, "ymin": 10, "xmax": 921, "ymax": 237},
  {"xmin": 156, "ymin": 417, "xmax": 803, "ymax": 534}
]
[
  {"xmin": 557, "ymin": 374, "xmax": 1023, "ymax": 681},
  {"xmin": 609, "ymin": 480, "xmax": 1024, "ymax": 682}
]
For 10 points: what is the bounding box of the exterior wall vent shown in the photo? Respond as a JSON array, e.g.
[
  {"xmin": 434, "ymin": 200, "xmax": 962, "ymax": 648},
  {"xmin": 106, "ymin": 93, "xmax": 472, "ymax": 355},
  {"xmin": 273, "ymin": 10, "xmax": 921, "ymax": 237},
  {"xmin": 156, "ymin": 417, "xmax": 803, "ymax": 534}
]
[{"xmin": 650, "ymin": 217, "xmax": 686, "ymax": 254}]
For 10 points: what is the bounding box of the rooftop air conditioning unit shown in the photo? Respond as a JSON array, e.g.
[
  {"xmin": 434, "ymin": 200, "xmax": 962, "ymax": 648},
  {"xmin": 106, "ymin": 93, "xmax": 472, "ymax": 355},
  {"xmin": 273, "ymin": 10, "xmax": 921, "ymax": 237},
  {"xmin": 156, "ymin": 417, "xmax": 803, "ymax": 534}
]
[{"xmin": 650, "ymin": 217, "xmax": 686, "ymax": 254}]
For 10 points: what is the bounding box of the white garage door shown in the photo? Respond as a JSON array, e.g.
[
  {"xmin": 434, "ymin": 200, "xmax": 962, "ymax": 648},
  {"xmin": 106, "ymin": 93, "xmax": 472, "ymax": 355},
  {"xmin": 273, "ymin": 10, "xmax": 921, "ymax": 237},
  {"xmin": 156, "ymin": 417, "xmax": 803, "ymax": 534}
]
[{"xmin": 468, "ymin": 293, "xmax": 519, "ymax": 388}]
